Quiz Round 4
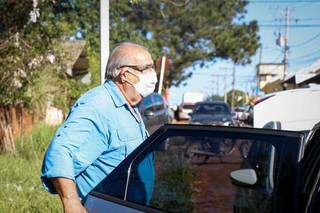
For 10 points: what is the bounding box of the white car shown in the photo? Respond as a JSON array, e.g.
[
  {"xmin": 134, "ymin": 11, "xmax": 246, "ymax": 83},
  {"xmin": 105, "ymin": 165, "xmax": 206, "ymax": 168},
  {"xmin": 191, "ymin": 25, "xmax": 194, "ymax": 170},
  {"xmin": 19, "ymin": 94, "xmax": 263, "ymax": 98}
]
[
  {"xmin": 178, "ymin": 102, "xmax": 194, "ymax": 120},
  {"xmin": 254, "ymin": 84, "xmax": 320, "ymax": 131}
]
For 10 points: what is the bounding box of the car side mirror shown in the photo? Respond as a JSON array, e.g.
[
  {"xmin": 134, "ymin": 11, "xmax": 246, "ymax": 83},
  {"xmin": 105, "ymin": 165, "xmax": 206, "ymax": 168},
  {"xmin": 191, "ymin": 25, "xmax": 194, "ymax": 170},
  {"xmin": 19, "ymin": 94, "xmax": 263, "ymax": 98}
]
[
  {"xmin": 188, "ymin": 112, "xmax": 192, "ymax": 116},
  {"xmin": 230, "ymin": 169, "xmax": 257, "ymax": 187}
]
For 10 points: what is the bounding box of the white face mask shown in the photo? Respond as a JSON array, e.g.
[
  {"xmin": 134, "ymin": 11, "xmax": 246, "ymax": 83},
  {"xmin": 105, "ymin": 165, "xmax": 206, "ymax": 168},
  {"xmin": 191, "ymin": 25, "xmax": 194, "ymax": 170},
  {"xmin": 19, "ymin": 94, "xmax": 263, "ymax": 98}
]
[{"xmin": 126, "ymin": 69, "xmax": 158, "ymax": 97}]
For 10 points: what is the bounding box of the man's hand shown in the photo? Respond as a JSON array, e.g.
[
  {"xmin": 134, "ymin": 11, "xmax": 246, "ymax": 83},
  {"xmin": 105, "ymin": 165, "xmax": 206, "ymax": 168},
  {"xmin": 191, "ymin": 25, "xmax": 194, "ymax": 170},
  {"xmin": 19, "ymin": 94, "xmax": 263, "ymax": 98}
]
[{"xmin": 51, "ymin": 177, "xmax": 87, "ymax": 213}]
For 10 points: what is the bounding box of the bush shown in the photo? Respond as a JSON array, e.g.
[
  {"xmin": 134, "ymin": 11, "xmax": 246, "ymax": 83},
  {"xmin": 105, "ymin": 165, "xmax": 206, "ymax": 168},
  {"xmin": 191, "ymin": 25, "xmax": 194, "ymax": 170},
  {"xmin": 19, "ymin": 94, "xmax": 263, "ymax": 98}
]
[{"xmin": 0, "ymin": 123, "xmax": 62, "ymax": 212}]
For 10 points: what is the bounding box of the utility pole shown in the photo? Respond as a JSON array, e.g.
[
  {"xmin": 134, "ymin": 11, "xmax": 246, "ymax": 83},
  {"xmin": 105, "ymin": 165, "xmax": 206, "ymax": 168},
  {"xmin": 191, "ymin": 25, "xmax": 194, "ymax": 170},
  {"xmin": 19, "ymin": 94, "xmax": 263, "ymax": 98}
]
[
  {"xmin": 231, "ymin": 64, "xmax": 236, "ymax": 109},
  {"xmin": 256, "ymin": 46, "xmax": 263, "ymax": 96},
  {"xmin": 283, "ymin": 6, "xmax": 290, "ymax": 80},
  {"xmin": 100, "ymin": 0, "xmax": 109, "ymax": 85},
  {"xmin": 157, "ymin": 55, "xmax": 166, "ymax": 94}
]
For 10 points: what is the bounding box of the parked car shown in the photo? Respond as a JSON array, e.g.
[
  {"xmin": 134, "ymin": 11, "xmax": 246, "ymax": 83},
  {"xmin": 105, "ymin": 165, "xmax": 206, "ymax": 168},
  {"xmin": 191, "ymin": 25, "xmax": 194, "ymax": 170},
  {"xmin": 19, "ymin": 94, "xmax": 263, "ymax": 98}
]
[
  {"xmin": 138, "ymin": 93, "xmax": 172, "ymax": 134},
  {"xmin": 178, "ymin": 102, "xmax": 194, "ymax": 120},
  {"xmin": 254, "ymin": 85, "xmax": 320, "ymax": 131},
  {"xmin": 234, "ymin": 106, "xmax": 248, "ymax": 121},
  {"xmin": 189, "ymin": 101, "xmax": 235, "ymax": 126},
  {"xmin": 84, "ymin": 121, "xmax": 320, "ymax": 212}
]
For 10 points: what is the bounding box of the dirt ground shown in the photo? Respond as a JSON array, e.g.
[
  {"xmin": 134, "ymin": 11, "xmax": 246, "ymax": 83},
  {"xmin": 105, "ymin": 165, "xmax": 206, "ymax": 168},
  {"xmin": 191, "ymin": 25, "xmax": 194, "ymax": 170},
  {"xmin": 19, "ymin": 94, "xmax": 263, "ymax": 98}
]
[
  {"xmin": 173, "ymin": 119, "xmax": 244, "ymax": 212},
  {"xmin": 191, "ymin": 157, "xmax": 242, "ymax": 212}
]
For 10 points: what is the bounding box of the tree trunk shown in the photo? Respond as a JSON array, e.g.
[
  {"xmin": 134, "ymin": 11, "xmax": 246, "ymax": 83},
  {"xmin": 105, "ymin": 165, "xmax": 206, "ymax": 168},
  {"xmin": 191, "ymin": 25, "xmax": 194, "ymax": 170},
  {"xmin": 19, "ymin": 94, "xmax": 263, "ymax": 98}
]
[{"xmin": 0, "ymin": 107, "xmax": 16, "ymax": 153}]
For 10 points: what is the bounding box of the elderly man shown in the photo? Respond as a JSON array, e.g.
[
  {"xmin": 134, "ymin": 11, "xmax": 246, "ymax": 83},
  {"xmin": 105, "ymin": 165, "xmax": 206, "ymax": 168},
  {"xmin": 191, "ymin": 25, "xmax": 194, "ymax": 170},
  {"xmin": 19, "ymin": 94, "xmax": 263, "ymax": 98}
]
[{"xmin": 41, "ymin": 42, "xmax": 158, "ymax": 212}]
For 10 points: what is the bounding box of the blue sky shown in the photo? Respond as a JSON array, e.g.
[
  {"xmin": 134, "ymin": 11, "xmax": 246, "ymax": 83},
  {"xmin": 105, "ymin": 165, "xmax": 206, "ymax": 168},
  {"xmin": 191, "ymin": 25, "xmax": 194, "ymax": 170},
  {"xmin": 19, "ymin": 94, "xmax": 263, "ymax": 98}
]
[{"xmin": 168, "ymin": 0, "xmax": 320, "ymax": 105}]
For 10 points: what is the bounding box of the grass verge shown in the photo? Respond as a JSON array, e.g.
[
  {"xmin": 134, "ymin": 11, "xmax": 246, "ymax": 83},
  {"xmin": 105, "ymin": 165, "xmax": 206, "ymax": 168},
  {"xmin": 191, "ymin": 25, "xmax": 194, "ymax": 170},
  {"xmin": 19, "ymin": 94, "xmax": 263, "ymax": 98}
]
[{"xmin": 0, "ymin": 123, "xmax": 62, "ymax": 212}]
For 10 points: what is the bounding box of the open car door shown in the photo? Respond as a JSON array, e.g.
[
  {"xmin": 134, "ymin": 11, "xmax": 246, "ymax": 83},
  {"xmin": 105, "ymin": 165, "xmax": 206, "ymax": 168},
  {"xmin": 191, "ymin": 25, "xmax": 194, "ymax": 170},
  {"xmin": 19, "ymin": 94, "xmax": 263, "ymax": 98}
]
[{"xmin": 84, "ymin": 124, "xmax": 304, "ymax": 213}]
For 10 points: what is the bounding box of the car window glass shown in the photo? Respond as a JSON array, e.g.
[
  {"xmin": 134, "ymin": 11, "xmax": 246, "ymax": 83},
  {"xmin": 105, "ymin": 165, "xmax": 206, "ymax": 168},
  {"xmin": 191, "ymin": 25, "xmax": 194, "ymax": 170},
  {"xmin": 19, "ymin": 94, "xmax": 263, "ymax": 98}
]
[
  {"xmin": 182, "ymin": 104, "xmax": 194, "ymax": 110},
  {"xmin": 126, "ymin": 133, "xmax": 278, "ymax": 212},
  {"xmin": 139, "ymin": 95, "xmax": 153, "ymax": 111},
  {"xmin": 153, "ymin": 103, "xmax": 164, "ymax": 112},
  {"xmin": 194, "ymin": 104, "xmax": 229, "ymax": 114},
  {"xmin": 143, "ymin": 106, "xmax": 155, "ymax": 115}
]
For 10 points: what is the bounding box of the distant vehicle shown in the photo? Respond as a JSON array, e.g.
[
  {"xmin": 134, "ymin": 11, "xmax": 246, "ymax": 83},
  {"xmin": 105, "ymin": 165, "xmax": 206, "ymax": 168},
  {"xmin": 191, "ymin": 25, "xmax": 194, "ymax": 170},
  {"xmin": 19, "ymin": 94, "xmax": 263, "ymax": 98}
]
[
  {"xmin": 178, "ymin": 102, "xmax": 194, "ymax": 120},
  {"xmin": 189, "ymin": 101, "xmax": 235, "ymax": 126},
  {"xmin": 84, "ymin": 122, "xmax": 320, "ymax": 213},
  {"xmin": 254, "ymin": 85, "xmax": 320, "ymax": 131},
  {"xmin": 177, "ymin": 92, "xmax": 204, "ymax": 121},
  {"xmin": 138, "ymin": 93, "xmax": 172, "ymax": 134},
  {"xmin": 182, "ymin": 92, "xmax": 204, "ymax": 104},
  {"xmin": 234, "ymin": 106, "xmax": 249, "ymax": 121},
  {"xmin": 234, "ymin": 105, "xmax": 253, "ymax": 126}
]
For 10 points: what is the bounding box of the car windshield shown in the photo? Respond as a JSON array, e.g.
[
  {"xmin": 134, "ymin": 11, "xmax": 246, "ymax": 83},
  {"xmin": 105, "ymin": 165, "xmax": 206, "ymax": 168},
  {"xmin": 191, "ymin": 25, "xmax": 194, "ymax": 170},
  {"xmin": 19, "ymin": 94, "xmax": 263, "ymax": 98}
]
[{"xmin": 193, "ymin": 104, "xmax": 229, "ymax": 115}]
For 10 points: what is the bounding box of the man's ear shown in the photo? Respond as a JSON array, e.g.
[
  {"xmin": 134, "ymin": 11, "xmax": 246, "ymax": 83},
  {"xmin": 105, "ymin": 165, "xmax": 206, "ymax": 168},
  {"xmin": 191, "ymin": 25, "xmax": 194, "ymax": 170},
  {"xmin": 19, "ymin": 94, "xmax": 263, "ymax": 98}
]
[{"xmin": 118, "ymin": 68, "xmax": 127, "ymax": 83}]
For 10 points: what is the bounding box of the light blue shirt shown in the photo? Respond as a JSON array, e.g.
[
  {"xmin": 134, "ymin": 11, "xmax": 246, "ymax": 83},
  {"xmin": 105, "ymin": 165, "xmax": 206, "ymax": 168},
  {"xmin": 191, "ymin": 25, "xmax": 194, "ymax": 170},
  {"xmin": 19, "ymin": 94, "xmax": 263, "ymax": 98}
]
[{"xmin": 41, "ymin": 80, "xmax": 150, "ymax": 199}]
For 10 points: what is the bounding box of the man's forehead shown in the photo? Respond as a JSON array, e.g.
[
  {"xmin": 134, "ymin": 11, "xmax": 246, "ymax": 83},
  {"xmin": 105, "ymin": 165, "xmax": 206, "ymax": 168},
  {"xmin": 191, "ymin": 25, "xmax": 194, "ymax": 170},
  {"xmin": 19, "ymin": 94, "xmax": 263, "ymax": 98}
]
[{"xmin": 129, "ymin": 49, "xmax": 153, "ymax": 64}]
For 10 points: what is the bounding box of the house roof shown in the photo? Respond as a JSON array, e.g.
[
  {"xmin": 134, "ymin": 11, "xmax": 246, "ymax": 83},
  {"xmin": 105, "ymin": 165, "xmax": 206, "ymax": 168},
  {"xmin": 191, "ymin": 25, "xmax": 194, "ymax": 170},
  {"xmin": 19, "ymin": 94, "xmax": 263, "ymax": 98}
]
[
  {"xmin": 60, "ymin": 40, "xmax": 89, "ymax": 77},
  {"xmin": 284, "ymin": 59, "xmax": 320, "ymax": 85}
]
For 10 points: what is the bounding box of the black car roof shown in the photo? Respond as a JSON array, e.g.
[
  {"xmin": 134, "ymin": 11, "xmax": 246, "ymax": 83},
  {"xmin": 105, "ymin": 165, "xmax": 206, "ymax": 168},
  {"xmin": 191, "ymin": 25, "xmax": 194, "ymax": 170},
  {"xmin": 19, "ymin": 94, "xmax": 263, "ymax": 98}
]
[{"xmin": 194, "ymin": 101, "xmax": 229, "ymax": 105}]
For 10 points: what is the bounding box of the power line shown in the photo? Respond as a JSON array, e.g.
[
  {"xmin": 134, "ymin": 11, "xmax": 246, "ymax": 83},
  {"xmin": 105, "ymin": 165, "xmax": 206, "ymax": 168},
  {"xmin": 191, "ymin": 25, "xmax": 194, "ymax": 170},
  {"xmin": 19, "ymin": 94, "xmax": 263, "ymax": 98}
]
[
  {"xmin": 247, "ymin": 0, "xmax": 320, "ymax": 3},
  {"xmin": 290, "ymin": 49, "xmax": 320, "ymax": 61},
  {"xmin": 296, "ymin": 17, "xmax": 320, "ymax": 21},
  {"xmin": 258, "ymin": 17, "xmax": 320, "ymax": 23},
  {"xmin": 290, "ymin": 33, "xmax": 320, "ymax": 48},
  {"xmin": 192, "ymin": 73, "xmax": 254, "ymax": 78},
  {"xmin": 290, "ymin": 55, "xmax": 320, "ymax": 64},
  {"xmin": 271, "ymin": 52, "xmax": 283, "ymax": 62},
  {"xmin": 259, "ymin": 24, "xmax": 320, "ymax": 27}
]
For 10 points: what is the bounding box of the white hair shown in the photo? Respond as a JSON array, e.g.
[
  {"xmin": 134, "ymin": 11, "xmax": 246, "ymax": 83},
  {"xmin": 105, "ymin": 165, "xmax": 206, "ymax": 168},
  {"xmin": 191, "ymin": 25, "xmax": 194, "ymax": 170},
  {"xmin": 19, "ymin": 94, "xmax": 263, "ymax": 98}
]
[{"xmin": 104, "ymin": 42, "xmax": 149, "ymax": 80}]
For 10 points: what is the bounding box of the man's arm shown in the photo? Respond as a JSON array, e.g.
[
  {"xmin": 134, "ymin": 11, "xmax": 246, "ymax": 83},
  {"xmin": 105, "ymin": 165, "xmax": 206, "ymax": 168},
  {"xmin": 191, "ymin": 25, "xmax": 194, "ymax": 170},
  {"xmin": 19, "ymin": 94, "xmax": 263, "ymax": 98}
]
[{"xmin": 52, "ymin": 178, "xmax": 87, "ymax": 213}]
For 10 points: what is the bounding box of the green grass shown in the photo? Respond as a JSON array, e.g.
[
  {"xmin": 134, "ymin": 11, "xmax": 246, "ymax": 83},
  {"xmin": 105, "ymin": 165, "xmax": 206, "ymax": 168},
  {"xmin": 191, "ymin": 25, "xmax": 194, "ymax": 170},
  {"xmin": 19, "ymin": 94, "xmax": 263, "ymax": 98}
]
[{"xmin": 0, "ymin": 123, "xmax": 62, "ymax": 212}]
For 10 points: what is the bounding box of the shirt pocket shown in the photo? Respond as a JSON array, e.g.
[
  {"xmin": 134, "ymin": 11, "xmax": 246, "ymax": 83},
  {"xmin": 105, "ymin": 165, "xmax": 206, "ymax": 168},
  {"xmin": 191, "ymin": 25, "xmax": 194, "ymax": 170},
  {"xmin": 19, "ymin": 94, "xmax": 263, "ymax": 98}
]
[{"xmin": 116, "ymin": 127, "xmax": 141, "ymax": 142}]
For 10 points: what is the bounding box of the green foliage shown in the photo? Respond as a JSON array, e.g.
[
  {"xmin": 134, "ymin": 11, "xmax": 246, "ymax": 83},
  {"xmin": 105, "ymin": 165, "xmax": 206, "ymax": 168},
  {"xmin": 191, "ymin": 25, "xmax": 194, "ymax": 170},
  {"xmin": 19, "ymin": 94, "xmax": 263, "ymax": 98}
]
[
  {"xmin": 0, "ymin": 123, "xmax": 61, "ymax": 212},
  {"xmin": 120, "ymin": 0, "xmax": 260, "ymax": 87},
  {"xmin": 227, "ymin": 89, "xmax": 246, "ymax": 107},
  {"xmin": 0, "ymin": 1, "xmax": 77, "ymax": 106},
  {"xmin": 0, "ymin": 0, "xmax": 259, "ymax": 109}
]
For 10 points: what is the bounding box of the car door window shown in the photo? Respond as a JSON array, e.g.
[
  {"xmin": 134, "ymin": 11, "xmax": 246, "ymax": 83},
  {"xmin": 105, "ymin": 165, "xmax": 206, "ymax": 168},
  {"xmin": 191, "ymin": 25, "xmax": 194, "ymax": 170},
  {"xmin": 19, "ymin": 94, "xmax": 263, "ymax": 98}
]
[
  {"xmin": 153, "ymin": 103, "xmax": 164, "ymax": 112},
  {"xmin": 125, "ymin": 131, "xmax": 282, "ymax": 212},
  {"xmin": 88, "ymin": 126, "xmax": 303, "ymax": 213},
  {"xmin": 143, "ymin": 105, "xmax": 155, "ymax": 115}
]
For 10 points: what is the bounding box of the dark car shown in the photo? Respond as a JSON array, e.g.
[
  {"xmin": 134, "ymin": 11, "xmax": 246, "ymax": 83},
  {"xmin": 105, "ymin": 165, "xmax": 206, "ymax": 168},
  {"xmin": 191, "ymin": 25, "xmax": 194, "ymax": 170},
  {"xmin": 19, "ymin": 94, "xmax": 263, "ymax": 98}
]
[
  {"xmin": 190, "ymin": 101, "xmax": 235, "ymax": 126},
  {"xmin": 138, "ymin": 92, "xmax": 172, "ymax": 134},
  {"xmin": 84, "ymin": 122, "xmax": 320, "ymax": 212}
]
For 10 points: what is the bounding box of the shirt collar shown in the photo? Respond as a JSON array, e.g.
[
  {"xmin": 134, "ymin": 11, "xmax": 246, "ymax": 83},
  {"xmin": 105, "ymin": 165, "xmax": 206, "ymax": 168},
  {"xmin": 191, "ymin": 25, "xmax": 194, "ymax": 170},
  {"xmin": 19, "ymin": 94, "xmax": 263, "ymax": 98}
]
[{"xmin": 103, "ymin": 80, "xmax": 126, "ymax": 108}]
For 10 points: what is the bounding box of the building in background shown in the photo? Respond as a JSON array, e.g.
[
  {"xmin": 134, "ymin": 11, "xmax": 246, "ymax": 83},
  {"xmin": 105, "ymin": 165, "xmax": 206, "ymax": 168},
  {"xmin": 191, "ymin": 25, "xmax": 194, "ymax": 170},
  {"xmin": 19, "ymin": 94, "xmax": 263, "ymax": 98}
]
[{"xmin": 257, "ymin": 63, "xmax": 285, "ymax": 93}]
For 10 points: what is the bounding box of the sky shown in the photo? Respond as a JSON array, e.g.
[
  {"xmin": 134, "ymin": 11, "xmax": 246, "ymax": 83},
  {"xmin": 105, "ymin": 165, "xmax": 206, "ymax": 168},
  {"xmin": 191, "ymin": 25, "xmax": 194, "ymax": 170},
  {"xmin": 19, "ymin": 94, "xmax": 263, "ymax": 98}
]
[{"xmin": 168, "ymin": 0, "xmax": 320, "ymax": 105}]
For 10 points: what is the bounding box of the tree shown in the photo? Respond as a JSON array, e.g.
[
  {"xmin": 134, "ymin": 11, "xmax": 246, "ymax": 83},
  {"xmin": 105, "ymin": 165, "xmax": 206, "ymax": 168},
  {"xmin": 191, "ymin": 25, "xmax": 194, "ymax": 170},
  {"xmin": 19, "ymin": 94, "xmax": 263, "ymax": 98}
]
[
  {"xmin": 0, "ymin": 0, "xmax": 100, "ymax": 152},
  {"xmin": 35, "ymin": 0, "xmax": 260, "ymax": 89},
  {"xmin": 0, "ymin": 0, "xmax": 259, "ymax": 152},
  {"xmin": 226, "ymin": 89, "xmax": 246, "ymax": 108},
  {"xmin": 123, "ymin": 0, "xmax": 260, "ymax": 87}
]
